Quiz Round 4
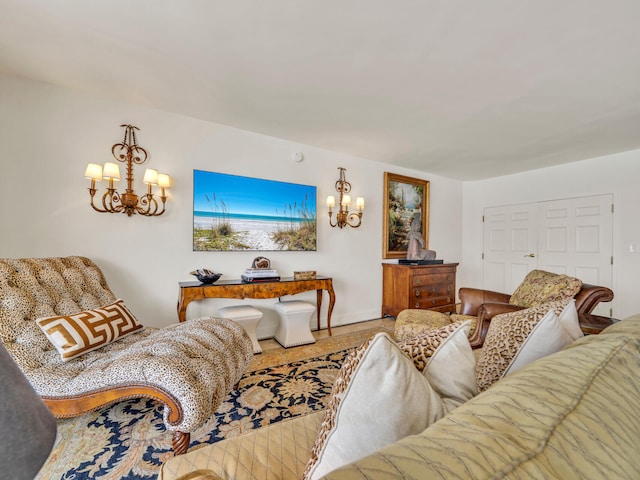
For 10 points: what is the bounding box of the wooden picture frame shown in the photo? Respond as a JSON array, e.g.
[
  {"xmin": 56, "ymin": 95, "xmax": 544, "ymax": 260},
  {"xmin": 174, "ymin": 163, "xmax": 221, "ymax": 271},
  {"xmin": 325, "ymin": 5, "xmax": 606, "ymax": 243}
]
[{"xmin": 383, "ymin": 172, "xmax": 430, "ymax": 259}]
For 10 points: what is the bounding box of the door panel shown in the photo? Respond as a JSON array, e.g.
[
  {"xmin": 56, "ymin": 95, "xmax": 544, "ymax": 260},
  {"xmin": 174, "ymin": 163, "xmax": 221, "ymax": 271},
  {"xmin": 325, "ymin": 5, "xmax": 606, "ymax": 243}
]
[
  {"xmin": 538, "ymin": 195, "xmax": 613, "ymax": 291},
  {"xmin": 483, "ymin": 204, "xmax": 537, "ymax": 293}
]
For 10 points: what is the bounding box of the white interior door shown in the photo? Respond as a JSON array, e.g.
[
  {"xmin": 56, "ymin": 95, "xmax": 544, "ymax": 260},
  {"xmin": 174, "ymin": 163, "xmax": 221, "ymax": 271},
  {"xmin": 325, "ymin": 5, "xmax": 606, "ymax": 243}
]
[
  {"xmin": 482, "ymin": 203, "xmax": 538, "ymax": 293},
  {"xmin": 537, "ymin": 194, "xmax": 613, "ymax": 314}
]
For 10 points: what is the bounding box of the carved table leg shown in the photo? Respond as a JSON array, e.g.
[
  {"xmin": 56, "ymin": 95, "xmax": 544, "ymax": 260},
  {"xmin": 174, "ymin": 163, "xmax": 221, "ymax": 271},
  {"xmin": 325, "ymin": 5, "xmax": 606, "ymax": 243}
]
[
  {"xmin": 316, "ymin": 289, "xmax": 323, "ymax": 331},
  {"xmin": 172, "ymin": 431, "xmax": 190, "ymax": 455},
  {"xmin": 326, "ymin": 284, "xmax": 336, "ymax": 336}
]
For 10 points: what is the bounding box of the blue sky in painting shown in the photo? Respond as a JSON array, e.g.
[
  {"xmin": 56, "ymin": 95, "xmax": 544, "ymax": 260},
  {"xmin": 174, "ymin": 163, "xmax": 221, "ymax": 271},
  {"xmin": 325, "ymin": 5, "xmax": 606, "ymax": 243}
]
[{"xmin": 193, "ymin": 170, "xmax": 317, "ymax": 218}]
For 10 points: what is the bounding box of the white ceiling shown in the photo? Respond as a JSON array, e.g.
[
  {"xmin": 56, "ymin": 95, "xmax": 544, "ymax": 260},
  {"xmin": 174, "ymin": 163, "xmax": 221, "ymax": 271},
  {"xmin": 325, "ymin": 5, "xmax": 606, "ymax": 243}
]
[{"xmin": 1, "ymin": 0, "xmax": 640, "ymax": 180}]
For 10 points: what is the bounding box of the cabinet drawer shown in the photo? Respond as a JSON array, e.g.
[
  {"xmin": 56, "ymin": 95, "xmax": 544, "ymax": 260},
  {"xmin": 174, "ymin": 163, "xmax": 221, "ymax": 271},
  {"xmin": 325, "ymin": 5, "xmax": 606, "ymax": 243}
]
[
  {"xmin": 410, "ymin": 295, "xmax": 454, "ymax": 310},
  {"xmin": 412, "ymin": 283, "xmax": 452, "ymax": 298},
  {"xmin": 411, "ymin": 273, "xmax": 454, "ymax": 287}
]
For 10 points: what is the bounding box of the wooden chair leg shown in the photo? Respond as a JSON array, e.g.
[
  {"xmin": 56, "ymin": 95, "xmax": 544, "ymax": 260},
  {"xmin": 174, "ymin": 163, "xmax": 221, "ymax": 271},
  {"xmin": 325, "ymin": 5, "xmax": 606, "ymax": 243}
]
[{"xmin": 172, "ymin": 431, "xmax": 190, "ymax": 455}]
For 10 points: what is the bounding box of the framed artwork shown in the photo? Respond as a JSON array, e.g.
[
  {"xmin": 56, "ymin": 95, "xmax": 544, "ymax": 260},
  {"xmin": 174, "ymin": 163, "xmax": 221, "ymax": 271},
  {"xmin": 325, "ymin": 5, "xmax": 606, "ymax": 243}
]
[
  {"xmin": 193, "ymin": 170, "xmax": 317, "ymax": 251},
  {"xmin": 382, "ymin": 172, "xmax": 430, "ymax": 259}
]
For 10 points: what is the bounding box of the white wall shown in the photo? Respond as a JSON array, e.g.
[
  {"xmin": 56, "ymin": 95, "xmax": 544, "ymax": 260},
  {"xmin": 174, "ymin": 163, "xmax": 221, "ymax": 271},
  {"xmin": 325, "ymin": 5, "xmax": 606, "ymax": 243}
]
[
  {"xmin": 461, "ymin": 150, "xmax": 640, "ymax": 319},
  {"xmin": 0, "ymin": 74, "xmax": 463, "ymax": 335}
]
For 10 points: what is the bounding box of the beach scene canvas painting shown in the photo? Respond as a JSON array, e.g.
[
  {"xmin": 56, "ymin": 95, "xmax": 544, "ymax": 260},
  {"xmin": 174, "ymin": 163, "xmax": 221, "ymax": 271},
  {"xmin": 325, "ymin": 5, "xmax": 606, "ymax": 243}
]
[{"xmin": 193, "ymin": 170, "xmax": 317, "ymax": 251}]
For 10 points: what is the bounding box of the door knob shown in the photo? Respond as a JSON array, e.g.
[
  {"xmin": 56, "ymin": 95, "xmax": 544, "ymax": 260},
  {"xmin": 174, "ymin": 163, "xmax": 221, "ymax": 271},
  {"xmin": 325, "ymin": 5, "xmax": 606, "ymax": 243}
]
[{"xmin": 524, "ymin": 253, "xmax": 536, "ymax": 258}]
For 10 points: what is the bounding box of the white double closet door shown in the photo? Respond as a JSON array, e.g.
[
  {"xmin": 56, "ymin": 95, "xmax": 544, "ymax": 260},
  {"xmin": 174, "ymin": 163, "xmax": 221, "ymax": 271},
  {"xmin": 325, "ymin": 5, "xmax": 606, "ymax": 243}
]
[{"xmin": 482, "ymin": 194, "xmax": 613, "ymax": 316}]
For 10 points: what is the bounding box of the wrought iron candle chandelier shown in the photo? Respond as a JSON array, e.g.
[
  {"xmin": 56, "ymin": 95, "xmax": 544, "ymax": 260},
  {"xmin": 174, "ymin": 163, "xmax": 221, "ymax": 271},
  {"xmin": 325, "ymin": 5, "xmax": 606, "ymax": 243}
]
[
  {"xmin": 84, "ymin": 124, "xmax": 171, "ymax": 217},
  {"xmin": 326, "ymin": 167, "xmax": 365, "ymax": 228}
]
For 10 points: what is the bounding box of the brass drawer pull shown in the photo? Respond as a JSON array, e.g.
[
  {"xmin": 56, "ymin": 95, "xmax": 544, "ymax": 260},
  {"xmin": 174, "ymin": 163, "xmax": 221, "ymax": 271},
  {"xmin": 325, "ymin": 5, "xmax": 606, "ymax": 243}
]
[{"xmin": 415, "ymin": 290, "xmax": 421, "ymax": 297}]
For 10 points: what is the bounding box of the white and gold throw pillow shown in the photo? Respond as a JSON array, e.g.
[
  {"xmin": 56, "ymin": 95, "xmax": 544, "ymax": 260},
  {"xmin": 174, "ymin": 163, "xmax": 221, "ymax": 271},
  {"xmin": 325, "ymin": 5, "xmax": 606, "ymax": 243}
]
[
  {"xmin": 36, "ymin": 298, "xmax": 144, "ymax": 361},
  {"xmin": 303, "ymin": 332, "xmax": 445, "ymax": 480},
  {"xmin": 422, "ymin": 320, "xmax": 478, "ymax": 409},
  {"xmin": 504, "ymin": 300, "xmax": 582, "ymax": 376},
  {"xmin": 475, "ymin": 299, "xmax": 572, "ymax": 391}
]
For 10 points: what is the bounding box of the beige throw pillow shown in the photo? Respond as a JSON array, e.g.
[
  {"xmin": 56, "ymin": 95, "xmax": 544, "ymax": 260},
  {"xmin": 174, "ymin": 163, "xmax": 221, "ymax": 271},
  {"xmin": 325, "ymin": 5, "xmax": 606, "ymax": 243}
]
[
  {"xmin": 475, "ymin": 300, "xmax": 571, "ymax": 392},
  {"xmin": 303, "ymin": 332, "xmax": 445, "ymax": 480},
  {"xmin": 36, "ymin": 298, "xmax": 144, "ymax": 361},
  {"xmin": 423, "ymin": 320, "xmax": 478, "ymax": 410}
]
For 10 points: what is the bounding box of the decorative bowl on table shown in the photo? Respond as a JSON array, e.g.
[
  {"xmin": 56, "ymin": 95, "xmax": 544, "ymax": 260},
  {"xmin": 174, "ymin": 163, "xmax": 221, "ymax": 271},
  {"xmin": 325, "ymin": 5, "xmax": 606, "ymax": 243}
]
[{"xmin": 190, "ymin": 269, "xmax": 222, "ymax": 284}]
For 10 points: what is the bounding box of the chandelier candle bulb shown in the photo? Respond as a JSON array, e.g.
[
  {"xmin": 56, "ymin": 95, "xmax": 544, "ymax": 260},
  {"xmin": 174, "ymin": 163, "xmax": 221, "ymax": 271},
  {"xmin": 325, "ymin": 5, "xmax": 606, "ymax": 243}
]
[
  {"xmin": 356, "ymin": 197, "xmax": 365, "ymax": 211},
  {"xmin": 143, "ymin": 168, "xmax": 159, "ymax": 185},
  {"xmin": 158, "ymin": 173, "xmax": 171, "ymax": 189},
  {"xmin": 84, "ymin": 163, "xmax": 103, "ymax": 190},
  {"xmin": 341, "ymin": 194, "xmax": 351, "ymax": 206},
  {"xmin": 326, "ymin": 195, "xmax": 336, "ymax": 209},
  {"xmin": 84, "ymin": 163, "xmax": 103, "ymax": 181},
  {"xmin": 102, "ymin": 162, "xmax": 121, "ymax": 181}
]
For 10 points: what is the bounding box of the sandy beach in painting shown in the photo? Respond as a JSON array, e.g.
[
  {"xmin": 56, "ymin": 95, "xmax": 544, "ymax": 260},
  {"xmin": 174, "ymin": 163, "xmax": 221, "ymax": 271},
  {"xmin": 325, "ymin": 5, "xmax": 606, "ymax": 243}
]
[{"xmin": 194, "ymin": 215, "xmax": 289, "ymax": 250}]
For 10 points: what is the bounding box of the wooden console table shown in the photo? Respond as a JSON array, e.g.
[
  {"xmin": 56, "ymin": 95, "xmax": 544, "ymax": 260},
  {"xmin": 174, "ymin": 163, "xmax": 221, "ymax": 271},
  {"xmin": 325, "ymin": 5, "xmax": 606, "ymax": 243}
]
[{"xmin": 177, "ymin": 276, "xmax": 336, "ymax": 335}]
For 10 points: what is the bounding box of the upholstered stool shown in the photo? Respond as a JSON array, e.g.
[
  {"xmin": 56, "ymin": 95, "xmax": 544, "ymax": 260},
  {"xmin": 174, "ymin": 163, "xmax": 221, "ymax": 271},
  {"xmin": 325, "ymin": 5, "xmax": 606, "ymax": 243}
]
[
  {"xmin": 394, "ymin": 309, "xmax": 452, "ymax": 342},
  {"xmin": 218, "ymin": 305, "xmax": 264, "ymax": 353},
  {"xmin": 274, "ymin": 301, "xmax": 316, "ymax": 348}
]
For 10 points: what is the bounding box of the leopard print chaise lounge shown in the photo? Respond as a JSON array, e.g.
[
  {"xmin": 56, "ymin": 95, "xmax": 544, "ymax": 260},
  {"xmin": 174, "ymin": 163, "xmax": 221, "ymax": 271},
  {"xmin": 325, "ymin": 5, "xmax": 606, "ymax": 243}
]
[{"xmin": 0, "ymin": 256, "xmax": 253, "ymax": 454}]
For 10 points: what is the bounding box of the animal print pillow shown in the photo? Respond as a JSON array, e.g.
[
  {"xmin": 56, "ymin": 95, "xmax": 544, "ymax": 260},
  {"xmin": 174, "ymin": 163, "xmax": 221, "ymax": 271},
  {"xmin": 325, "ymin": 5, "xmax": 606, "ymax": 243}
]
[{"xmin": 475, "ymin": 299, "xmax": 571, "ymax": 391}]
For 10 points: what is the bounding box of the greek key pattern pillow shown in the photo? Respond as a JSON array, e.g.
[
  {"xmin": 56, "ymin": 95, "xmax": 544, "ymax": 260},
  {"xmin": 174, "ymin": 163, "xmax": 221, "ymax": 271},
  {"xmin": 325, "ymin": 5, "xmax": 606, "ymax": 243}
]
[{"xmin": 36, "ymin": 298, "xmax": 144, "ymax": 361}]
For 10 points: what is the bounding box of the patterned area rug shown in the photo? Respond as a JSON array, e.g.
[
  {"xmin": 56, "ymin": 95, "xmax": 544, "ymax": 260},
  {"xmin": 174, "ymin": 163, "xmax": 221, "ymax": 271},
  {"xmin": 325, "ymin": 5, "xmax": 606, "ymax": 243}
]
[{"xmin": 37, "ymin": 326, "xmax": 388, "ymax": 480}]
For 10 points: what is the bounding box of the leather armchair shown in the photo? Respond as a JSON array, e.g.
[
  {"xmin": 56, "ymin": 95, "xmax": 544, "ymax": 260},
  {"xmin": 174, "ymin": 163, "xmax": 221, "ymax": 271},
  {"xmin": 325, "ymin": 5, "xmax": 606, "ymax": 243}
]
[{"xmin": 461, "ymin": 283, "xmax": 614, "ymax": 348}]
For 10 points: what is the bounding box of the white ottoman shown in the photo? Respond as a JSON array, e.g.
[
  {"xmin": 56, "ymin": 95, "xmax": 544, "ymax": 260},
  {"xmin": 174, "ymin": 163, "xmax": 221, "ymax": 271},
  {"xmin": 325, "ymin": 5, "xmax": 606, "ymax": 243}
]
[
  {"xmin": 218, "ymin": 305, "xmax": 263, "ymax": 354},
  {"xmin": 274, "ymin": 300, "xmax": 316, "ymax": 348}
]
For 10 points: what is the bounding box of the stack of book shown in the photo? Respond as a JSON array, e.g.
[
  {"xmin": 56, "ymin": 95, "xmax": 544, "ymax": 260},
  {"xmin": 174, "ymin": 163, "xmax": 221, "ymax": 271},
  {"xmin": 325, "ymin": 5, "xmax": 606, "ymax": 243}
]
[{"xmin": 241, "ymin": 268, "xmax": 281, "ymax": 283}]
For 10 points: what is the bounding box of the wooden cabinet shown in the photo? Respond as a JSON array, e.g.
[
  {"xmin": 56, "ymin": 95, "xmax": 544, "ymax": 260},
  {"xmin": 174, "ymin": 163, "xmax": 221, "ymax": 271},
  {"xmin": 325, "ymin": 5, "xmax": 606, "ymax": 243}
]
[{"xmin": 382, "ymin": 263, "xmax": 459, "ymax": 317}]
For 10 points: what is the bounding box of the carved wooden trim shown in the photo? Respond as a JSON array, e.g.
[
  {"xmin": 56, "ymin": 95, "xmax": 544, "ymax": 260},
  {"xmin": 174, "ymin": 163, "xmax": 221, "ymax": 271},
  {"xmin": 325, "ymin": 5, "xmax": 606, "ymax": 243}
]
[{"xmin": 42, "ymin": 384, "xmax": 186, "ymax": 451}]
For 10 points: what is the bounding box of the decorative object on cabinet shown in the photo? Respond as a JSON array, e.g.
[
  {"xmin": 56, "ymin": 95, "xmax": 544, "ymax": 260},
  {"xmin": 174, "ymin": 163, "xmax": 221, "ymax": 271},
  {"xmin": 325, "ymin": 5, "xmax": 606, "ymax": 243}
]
[
  {"xmin": 406, "ymin": 216, "xmax": 436, "ymax": 261},
  {"xmin": 84, "ymin": 124, "xmax": 171, "ymax": 217},
  {"xmin": 252, "ymin": 256, "xmax": 271, "ymax": 269},
  {"xmin": 326, "ymin": 167, "xmax": 364, "ymax": 228},
  {"xmin": 382, "ymin": 263, "xmax": 458, "ymax": 317},
  {"xmin": 294, "ymin": 270, "xmax": 317, "ymax": 280},
  {"xmin": 193, "ymin": 170, "xmax": 317, "ymax": 251},
  {"xmin": 383, "ymin": 172, "xmax": 429, "ymax": 259},
  {"xmin": 190, "ymin": 269, "xmax": 223, "ymax": 284}
]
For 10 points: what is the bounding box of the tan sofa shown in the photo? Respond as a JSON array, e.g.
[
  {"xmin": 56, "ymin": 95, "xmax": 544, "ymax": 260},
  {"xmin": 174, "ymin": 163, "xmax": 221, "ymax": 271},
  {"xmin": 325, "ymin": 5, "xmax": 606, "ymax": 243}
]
[{"xmin": 160, "ymin": 314, "xmax": 640, "ymax": 480}]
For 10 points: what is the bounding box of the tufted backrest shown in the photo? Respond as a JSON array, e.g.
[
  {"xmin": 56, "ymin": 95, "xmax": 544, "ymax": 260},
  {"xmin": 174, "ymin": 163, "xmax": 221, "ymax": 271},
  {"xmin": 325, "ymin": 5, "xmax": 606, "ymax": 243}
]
[{"xmin": 0, "ymin": 256, "xmax": 116, "ymax": 371}]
